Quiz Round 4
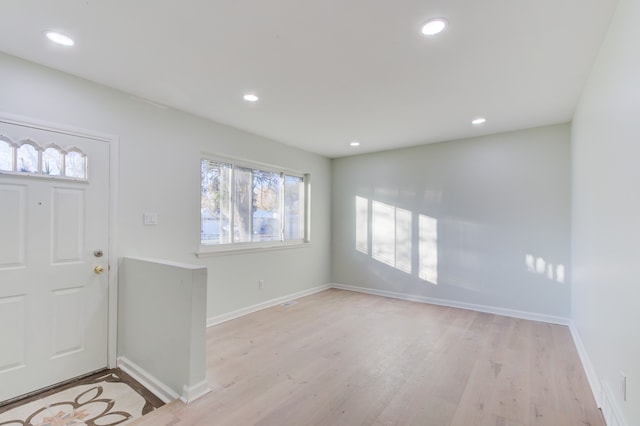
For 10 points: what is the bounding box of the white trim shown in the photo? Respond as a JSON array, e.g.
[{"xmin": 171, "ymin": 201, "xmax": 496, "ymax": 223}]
[
  {"xmin": 571, "ymin": 321, "xmax": 628, "ymax": 426},
  {"xmin": 568, "ymin": 321, "xmax": 602, "ymax": 407},
  {"xmin": 196, "ymin": 241, "xmax": 310, "ymax": 258},
  {"xmin": 125, "ymin": 256, "xmax": 205, "ymax": 270},
  {"xmin": 333, "ymin": 284, "xmax": 623, "ymax": 422},
  {"xmin": 207, "ymin": 284, "xmax": 331, "ymax": 327},
  {"xmin": 199, "ymin": 155, "xmax": 310, "ymax": 253},
  {"xmin": 180, "ymin": 380, "xmax": 211, "ymax": 404},
  {"xmin": 200, "ymin": 151, "xmax": 305, "ymax": 177},
  {"xmin": 0, "ymin": 113, "xmax": 116, "ymax": 142},
  {"xmin": 204, "ymin": 283, "xmax": 616, "ymax": 422},
  {"xmin": 330, "ymin": 283, "xmax": 571, "ymax": 325},
  {"xmin": 601, "ymin": 382, "xmax": 627, "ymax": 426},
  {"xmin": 117, "ymin": 356, "xmax": 179, "ymax": 404},
  {"xmin": 0, "ymin": 170, "xmax": 89, "ymax": 182},
  {"xmin": 304, "ymin": 173, "xmax": 311, "ymax": 243},
  {"xmin": 0, "ymin": 112, "xmax": 120, "ymax": 369},
  {"xmin": 107, "ymin": 134, "xmax": 120, "ymax": 369}
]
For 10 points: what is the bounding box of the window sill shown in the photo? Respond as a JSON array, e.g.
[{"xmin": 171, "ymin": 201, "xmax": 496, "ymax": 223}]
[{"xmin": 195, "ymin": 241, "xmax": 311, "ymax": 258}]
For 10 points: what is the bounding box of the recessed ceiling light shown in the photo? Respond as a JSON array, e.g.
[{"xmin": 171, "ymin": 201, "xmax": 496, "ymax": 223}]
[
  {"xmin": 421, "ymin": 18, "xmax": 447, "ymax": 36},
  {"xmin": 44, "ymin": 31, "xmax": 75, "ymax": 46},
  {"xmin": 350, "ymin": 141, "xmax": 361, "ymax": 147},
  {"xmin": 472, "ymin": 117, "xmax": 487, "ymax": 125},
  {"xmin": 243, "ymin": 93, "xmax": 259, "ymax": 102}
]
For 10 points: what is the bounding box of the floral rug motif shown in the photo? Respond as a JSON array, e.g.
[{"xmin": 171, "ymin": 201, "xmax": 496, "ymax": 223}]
[{"xmin": 0, "ymin": 372, "xmax": 159, "ymax": 426}]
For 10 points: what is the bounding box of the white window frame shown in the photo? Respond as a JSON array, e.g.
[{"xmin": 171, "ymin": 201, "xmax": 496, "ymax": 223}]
[{"xmin": 197, "ymin": 154, "xmax": 311, "ymax": 257}]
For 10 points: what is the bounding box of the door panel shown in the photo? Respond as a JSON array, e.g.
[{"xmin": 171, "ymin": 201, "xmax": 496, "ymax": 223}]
[
  {"xmin": 0, "ymin": 120, "xmax": 110, "ymax": 402},
  {"xmin": 52, "ymin": 187, "xmax": 85, "ymax": 263},
  {"xmin": 0, "ymin": 184, "xmax": 26, "ymax": 268},
  {"xmin": 0, "ymin": 295, "xmax": 25, "ymax": 373}
]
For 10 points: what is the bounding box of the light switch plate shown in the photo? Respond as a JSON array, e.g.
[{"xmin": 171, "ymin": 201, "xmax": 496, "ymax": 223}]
[{"xmin": 143, "ymin": 212, "xmax": 158, "ymax": 225}]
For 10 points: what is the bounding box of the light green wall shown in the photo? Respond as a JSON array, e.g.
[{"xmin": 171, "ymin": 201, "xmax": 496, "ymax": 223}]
[
  {"xmin": 572, "ymin": 0, "xmax": 640, "ymax": 424},
  {"xmin": 0, "ymin": 52, "xmax": 332, "ymax": 319},
  {"xmin": 332, "ymin": 124, "xmax": 571, "ymax": 317}
]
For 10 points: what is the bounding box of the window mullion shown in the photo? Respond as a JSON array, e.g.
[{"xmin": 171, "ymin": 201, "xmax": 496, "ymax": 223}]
[
  {"xmin": 230, "ymin": 165, "xmax": 236, "ymax": 244},
  {"xmin": 280, "ymin": 172, "xmax": 285, "ymax": 241},
  {"xmin": 304, "ymin": 174, "xmax": 311, "ymax": 243},
  {"xmin": 249, "ymin": 169, "xmax": 254, "ymax": 243}
]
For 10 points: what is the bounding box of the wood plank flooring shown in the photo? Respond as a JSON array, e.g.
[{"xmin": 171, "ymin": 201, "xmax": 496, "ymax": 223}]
[{"xmin": 130, "ymin": 289, "xmax": 603, "ymax": 426}]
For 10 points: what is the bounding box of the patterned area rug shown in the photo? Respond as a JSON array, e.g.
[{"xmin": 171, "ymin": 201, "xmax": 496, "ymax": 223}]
[{"xmin": 0, "ymin": 370, "xmax": 163, "ymax": 426}]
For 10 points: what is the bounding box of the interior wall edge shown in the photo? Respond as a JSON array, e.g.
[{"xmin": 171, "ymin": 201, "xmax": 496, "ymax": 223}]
[
  {"xmin": 116, "ymin": 356, "xmax": 179, "ymax": 404},
  {"xmin": 568, "ymin": 321, "xmax": 602, "ymax": 408}
]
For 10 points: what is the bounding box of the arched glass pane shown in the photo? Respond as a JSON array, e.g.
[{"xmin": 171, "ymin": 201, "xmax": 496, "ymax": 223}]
[
  {"xmin": 65, "ymin": 151, "xmax": 86, "ymax": 179},
  {"xmin": 42, "ymin": 147, "xmax": 63, "ymax": 176},
  {"xmin": 17, "ymin": 144, "xmax": 38, "ymax": 173},
  {"xmin": 0, "ymin": 140, "xmax": 13, "ymax": 171}
]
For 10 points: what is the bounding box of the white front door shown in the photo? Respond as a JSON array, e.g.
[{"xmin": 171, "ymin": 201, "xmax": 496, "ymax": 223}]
[{"xmin": 0, "ymin": 120, "xmax": 110, "ymax": 402}]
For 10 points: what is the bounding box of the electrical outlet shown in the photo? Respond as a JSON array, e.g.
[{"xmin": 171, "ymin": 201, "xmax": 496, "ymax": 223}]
[{"xmin": 258, "ymin": 279, "xmax": 264, "ymax": 290}]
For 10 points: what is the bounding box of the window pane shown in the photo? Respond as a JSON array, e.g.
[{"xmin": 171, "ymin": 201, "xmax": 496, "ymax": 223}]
[
  {"xmin": 0, "ymin": 140, "xmax": 13, "ymax": 171},
  {"xmin": 284, "ymin": 175, "xmax": 303, "ymax": 240},
  {"xmin": 201, "ymin": 159, "xmax": 232, "ymax": 245},
  {"xmin": 234, "ymin": 166, "xmax": 253, "ymax": 243},
  {"xmin": 17, "ymin": 144, "xmax": 38, "ymax": 173},
  {"xmin": 199, "ymin": 157, "xmax": 308, "ymax": 249},
  {"xmin": 42, "ymin": 147, "xmax": 63, "ymax": 176},
  {"xmin": 253, "ymin": 170, "xmax": 281, "ymax": 242},
  {"xmin": 65, "ymin": 151, "xmax": 86, "ymax": 178}
]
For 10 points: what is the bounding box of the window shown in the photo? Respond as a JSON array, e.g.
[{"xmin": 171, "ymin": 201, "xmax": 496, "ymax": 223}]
[
  {"xmin": 0, "ymin": 136, "xmax": 87, "ymax": 180},
  {"xmin": 200, "ymin": 157, "xmax": 308, "ymax": 251}
]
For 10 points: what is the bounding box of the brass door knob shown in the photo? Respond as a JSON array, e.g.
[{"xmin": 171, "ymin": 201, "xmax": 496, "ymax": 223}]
[{"xmin": 94, "ymin": 265, "xmax": 105, "ymax": 274}]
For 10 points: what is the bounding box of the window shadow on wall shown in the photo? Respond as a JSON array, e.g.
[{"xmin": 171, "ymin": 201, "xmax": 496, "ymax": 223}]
[
  {"xmin": 355, "ymin": 195, "xmax": 438, "ymax": 285},
  {"xmin": 354, "ymin": 195, "xmax": 566, "ymax": 289}
]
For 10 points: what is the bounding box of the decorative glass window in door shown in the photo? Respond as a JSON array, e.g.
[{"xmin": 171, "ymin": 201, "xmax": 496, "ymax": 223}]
[{"xmin": 0, "ymin": 135, "xmax": 88, "ymax": 181}]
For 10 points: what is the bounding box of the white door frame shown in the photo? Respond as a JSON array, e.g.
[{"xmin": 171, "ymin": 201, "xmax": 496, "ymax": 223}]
[{"xmin": 0, "ymin": 112, "xmax": 119, "ymax": 369}]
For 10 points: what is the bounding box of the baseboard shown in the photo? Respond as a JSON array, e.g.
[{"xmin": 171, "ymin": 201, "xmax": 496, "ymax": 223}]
[
  {"xmin": 600, "ymin": 382, "xmax": 627, "ymax": 426},
  {"xmin": 568, "ymin": 321, "xmax": 602, "ymax": 408},
  {"xmin": 331, "ymin": 283, "xmax": 571, "ymax": 325},
  {"xmin": 180, "ymin": 380, "xmax": 211, "ymax": 404},
  {"xmin": 206, "ymin": 284, "xmax": 332, "ymax": 327},
  {"xmin": 117, "ymin": 356, "xmax": 179, "ymax": 404},
  {"xmin": 333, "ymin": 283, "xmax": 623, "ymax": 424},
  {"xmin": 202, "ymin": 282, "xmax": 622, "ymax": 422}
]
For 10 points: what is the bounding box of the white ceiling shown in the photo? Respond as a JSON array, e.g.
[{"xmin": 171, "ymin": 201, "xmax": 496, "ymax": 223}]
[{"xmin": 0, "ymin": 0, "xmax": 618, "ymax": 158}]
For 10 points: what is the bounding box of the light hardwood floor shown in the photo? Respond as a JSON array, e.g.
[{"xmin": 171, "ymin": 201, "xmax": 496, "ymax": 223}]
[{"xmin": 131, "ymin": 289, "xmax": 603, "ymax": 426}]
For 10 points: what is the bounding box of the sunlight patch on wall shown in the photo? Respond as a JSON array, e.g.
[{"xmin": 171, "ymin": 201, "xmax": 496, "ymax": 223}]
[
  {"xmin": 371, "ymin": 201, "xmax": 412, "ymax": 273},
  {"xmin": 419, "ymin": 214, "xmax": 438, "ymax": 284},
  {"xmin": 525, "ymin": 254, "xmax": 565, "ymax": 283},
  {"xmin": 355, "ymin": 196, "xmax": 369, "ymax": 254},
  {"xmin": 395, "ymin": 208, "xmax": 412, "ymax": 274},
  {"xmin": 372, "ymin": 201, "xmax": 395, "ymax": 267},
  {"xmin": 354, "ymin": 196, "xmax": 438, "ymax": 282}
]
